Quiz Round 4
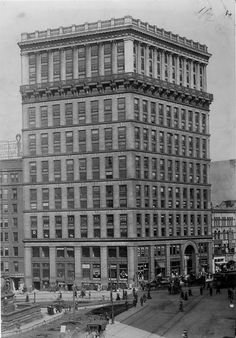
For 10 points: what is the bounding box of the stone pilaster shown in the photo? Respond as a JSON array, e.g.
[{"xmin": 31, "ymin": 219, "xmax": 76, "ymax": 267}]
[
  {"xmin": 24, "ymin": 246, "xmax": 32, "ymax": 289},
  {"xmin": 124, "ymin": 39, "xmax": 134, "ymax": 73},
  {"xmin": 100, "ymin": 246, "xmax": 108, "ymax": 286},
  {"xmin": 49, "ymin": 246, "xmax": 56, "ymax": 285},
  {"xmin": 74, "ymin": 246, "xmax": 82, "ymax": 286},
  {"xmin": 21, "ymin": 53, "xmax": 29, "ymax": 85}
]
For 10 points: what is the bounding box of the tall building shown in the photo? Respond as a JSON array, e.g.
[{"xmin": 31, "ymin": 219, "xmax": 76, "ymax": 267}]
[
  {"xmin": 18, "ymin": 16, "xmax": 213, "ymax": 290},
  {"xmin": 0, "ymin": 137, "xmax": 24, "ymax": 290},
  {"xmin": 210, "ymin": 159, "xmax": 236, "ymax": 207}
]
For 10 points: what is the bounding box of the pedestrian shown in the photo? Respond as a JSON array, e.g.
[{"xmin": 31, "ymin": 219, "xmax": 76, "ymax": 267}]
[
  {"xmin": 168, "ymin": 285, "xmax": 171, "ymax": 295},
  {"xmin": 179, "ymin": 300, "xmax": 183, "ymax": 312},
  {"xmin": 209, "ymin": 287, "xmax": 213, "ymax": 296},
  {"xmin": 116, "ymin": 292, "xmax": 120, "ymax": 301},
  {"xmin": 140, "ymin": 296, "xmax": 143, "ymax": 306},
  {"xmin": 200, "ymin": 286, "xmax": 203, "ymax": 295},
  {"xmin": 184, "ymin": 292, "xmax": 188, "ymax": 301},
  {"xmin": 188, "ymin": 288, "xmax": 192, "ymax": 296},
  {"xmin": 59, "ymin": 291, "xmax": 62, "ymax": 299},
  {"xmin": 133, "ymin": 298, "xmax": 137, "ymax": 307},
  {"xmin": 143, "ymin": 294, "xmax": 146, "ymax": 303},
  {"xmin": 132, "ymin": 287, "xmax": 136, "ymax": 297},
  {"xmin": 180, "ymin": 290, "xmax": 184, "ymax": 299}
]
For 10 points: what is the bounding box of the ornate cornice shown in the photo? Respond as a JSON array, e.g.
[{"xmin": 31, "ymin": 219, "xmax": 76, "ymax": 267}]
[
  {"xmin": 20, "ymin": 72, "xmax": 213, "ymax": 110},
  {"xmin": 19, "ymin": 16, "xmax": 210, "ymax": 59}
]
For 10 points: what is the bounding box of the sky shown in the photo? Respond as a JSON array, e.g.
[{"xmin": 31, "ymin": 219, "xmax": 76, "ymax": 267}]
[{"xmin": 0, "ymin": 0, "xmax": 235, "ymax": 161}]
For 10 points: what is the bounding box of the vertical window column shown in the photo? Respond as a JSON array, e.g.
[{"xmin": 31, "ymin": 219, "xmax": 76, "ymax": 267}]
[
  {"xmin": 86, "ymin": 45, "xmax": 91, "ymax": 77},
  {"xmin": 48, "ymin": 51, "xmax": 53, "ymax": 82},
  {"xmin": 153, "ymin": 48, "xmax": 157, "ymax": 78}
]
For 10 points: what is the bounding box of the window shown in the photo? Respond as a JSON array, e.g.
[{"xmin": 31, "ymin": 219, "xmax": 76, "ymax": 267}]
[
  {"xmin": 151, "ymin": 130, "xmax": 157, "ymax": 152},
  {"xmin": 106, "ymin": 186, "xmax": 113, "ymax": 208},
  {"xmin": 91, "ymin": 129, "xmax": 99, "ymax": 152},
  {"xmin": 13, "ymin": 247, "xmax": 18, "ymax": 256},
  {"xmin": 53, "ymin": 132, "xmax": 61, "ymax": 153},
  {"xmin": 117, "ymin": 98, "xmax": 126, "ymax": 121},
  {"xmin": 136, "ymin": 214, "xmax": 142, "ymax": 237},
  {"xmin": 68, "ymin": 215, "xmax": 75, "ymax": 238},
  {"xmin": 29, "ymin": 134, "xmax": 36, "ymax": 155},
  {"xmin": 54, "ymin": 160, "xmax": 61, "ymax": 182},
  {"xmin": 41, "ymin": 161, "xmax": 49, "ymax": 182},
  {"xmin": 144, "ymin": 185, "xmax": 150, "ymax": 207},
  {"xmin": 28, "ymin": 107, "xmax": 36, "ymax": 128},
  {"xmin": 78, "ymin": 130, "xmax": 86, "ymax": 153},
  {"xmin": 29, "ymin": 54, "xmax": 36, "ymax": 84},
  {"xmin": 136, "ymin": 185, "xmax": 141, "ymax": 208},
  {"xmin": 136, "ymin": 156, "xmax": 141, "ymax": 179},
  {"xmin": 104, "ymin": 99, "xmax": 112, "ymax": 122},
  {"xmin": 13, "ymin": 218, "xmax": 18, "ymax": 227},
  {"xmin": 41, "ymin": 52, "xmax": 48, "ymax": 82},
  {"xmin": 107, "ymin": 215, "xmax": 114, "ymax": 238},
  {"xmin": 43, "ymin": 216, "xmax": 50, "ymax": 238},
  {"xmin": 118, "ymin": 127, "xmax": 126, "ymax": 150},
  {"xmin": 65, "ymin": 103, "xmax": 73, "ymax": 125},
  {"xmin": 119, "ymin": 156, "xmax": 127, "ymax": 179},
  {"xmin": 143, "ymin": 128, "xmax": 149, "ymax": 151},
  {"xmin": 135, "ymin": 127, "xmax": 140, "ymax": 149},
  {"xmin": 104, "ymin": 42, "xmax": 112, "ymax": 75},
  {"xmin": 30, "ymin": 189, "xmax": 37, "ymax": 210},
  {"xmin": 117, "ymin": 41, "xmax": 124, "ymax": 72},
  {"xmin": 41, "ymin": 133, "xmax": 48, "ymax": 155},
  {"xmin": 78, "ymin": 102, "xmax": 86, "ymax": 124},
  {"xmin": 66, "ymin": 131, "xmax": 73, "ymax": 152},
  {"xmin": 78, "ymin": 47, "xmax": 86, "ymax": 78},
  {"xmin": 93, "ymin": 215, "xmax": 101, "ymax": 238},
  {"xmin": 31, "ymin": 216, "xmax": 37, "ymax": 238},
  {"xmin": 29, "ymin": 162, "xmax": 37, "ymax": 183},
  {"xmin": 152, "ymin": 158, "xmax": 157, "ymax": 180},
  {"xmin": 65, "ymin": 49, "xmax": 73, "ymax": 80},
  {"xmin": 91, "ymin": 100, "xmax": 99, "ymax": 123},
  {"xmin": 80, "ymin": 215, "xmax": 88, "ymax": 238},
  {"xmin": 13, "ymin": 232, "xmax": 18, "ymax": 242},
  {"xmin": 53, "ymin": 105, "xmax": 60, "ymax": 126},
  {"xmin": 93, "ymin": 186, "xmax": 100, "ymax": 208},
  {"xmin": 119, "ymin": 185, "xmax": 127, "ymax": 208},
  {"xmin": 79, "ymin": 158, "xmax": 87, "ymax": 181},
  {"xmin": 55, "ymin": 216, "xmax": 62, "ymax": 238},
  {"xmin": 120, "ymin": 214, "xmax": 128, "ymax": 238},
  {"xmin": 91, "ymin": 45, "xmax": 98, "ymax": 77},
  {"xmin": 105, "ymin": 157, "xmax": 113, "ymax": 179},
  {"xmin": 134, "ymin": 98, "xmax": 140, "ymax": 120},
  {"xmin": 40, "ymin": 106, "xmax": 48, "ymax": 127},
  {"xmin": 80, "ymin": 187, "xmax": 87, "ymax": 208},
  {"xmin": 145, "ymin": 214, "xmax": 150, "ymax": 236},
  {"xmin": 42, "ymin": 188, "xmax": 49, "ymax": 210},
  {"xmin": 53, "ymin": 50, "xmax": 61, "ymax": 81},
  {"xmin": 66, "ymin": 159, "xmax": 74, "ymax": 181},
  {"xmin": 82, "ymin": 264, "xmax": 90, "ymax": 278},
  {"xmin": 104, "ymin": 128, "xmax": 112, "ymax": 150},
  {"xmin": 54, "ymin": 188, "xmax": 62, "ymax": 209},
  {"xmin": 12, "ymin": 204, "xmax": 17, "ymax": 213},
  {"xmin": 152, "ymin": 186, "xmax": 158, "ymax": 207},
  {"xmin": 67, "ymin": 187, "xmax": 74, "ymax": 209},
  {"xmin": 143, "ymin": 100, "xmax": 148, "ymax": 122},
  {"xmin": 144, "ymin": 157, "xmax": 149, "ymax": 179},
  {"xmin": 92, "ymin": 157, "xmax": 100, "ymax": 179}
]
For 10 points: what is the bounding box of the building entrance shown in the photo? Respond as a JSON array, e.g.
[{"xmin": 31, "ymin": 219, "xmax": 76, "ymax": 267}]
[{"xmin": 184, "ymin": 245, "xmax": 196, "ymax": 275}]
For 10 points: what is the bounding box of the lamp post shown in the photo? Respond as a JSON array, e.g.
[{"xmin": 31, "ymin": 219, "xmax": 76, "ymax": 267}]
[{"xmin": 109, "ymin": 265, "xmax": 114, "ymax": 324}]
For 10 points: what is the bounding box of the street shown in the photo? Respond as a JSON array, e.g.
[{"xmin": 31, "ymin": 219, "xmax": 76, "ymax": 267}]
[{"xmin": 119, "ymin": 287, "xmax": 236, "ymax": 338}]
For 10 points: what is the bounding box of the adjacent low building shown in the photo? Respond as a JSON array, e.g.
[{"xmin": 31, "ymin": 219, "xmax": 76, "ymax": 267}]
[
  {"xmin": 212, "ymin": 201, "xmax": 236, "ymax": 272},
  {"xmin": 0, "ymin": 138, "xmax": 24, "ymax": 290}
]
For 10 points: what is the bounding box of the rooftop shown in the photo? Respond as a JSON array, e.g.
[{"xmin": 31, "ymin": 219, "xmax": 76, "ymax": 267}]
[{"xmin": 19, "ymin": 15, "xmax": 209, "ymax": 55}]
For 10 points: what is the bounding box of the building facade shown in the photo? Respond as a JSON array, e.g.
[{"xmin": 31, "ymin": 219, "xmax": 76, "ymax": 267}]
[
  {"xmin": 212, "ymin": 200, "xmax": 236, "ymax": 272},
  {"xmin": 19, "ymin": 16, "xmax": 213, "ymax": 290},
  {"xmin": 210, "ymin": 160, "xmax": 236, "ymax": 207},
  {"xmin": 0, "ymin": 139, "xmax": 24, "ymax": 289}
]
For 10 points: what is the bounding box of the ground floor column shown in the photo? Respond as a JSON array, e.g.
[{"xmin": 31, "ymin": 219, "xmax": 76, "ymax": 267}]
[
  {"xmin": 166, "ymin": 244, "xmax": 171, "ymax": 276},
  {"xmin": 49, "ymin": 247, "xmax": 56, "ymax": 287},
  {"xmin": 150, "ymin": 246, "xmax": 155, "ymax": 281},
  {"xmin": 208, "ymin": 241, "xmax": 213, "ymax": 273},
  {"xmin": 74, "ymin": 246, "xmax": 82, "ymax": 287},
  {"xmin": 128, "ymin": 246, "xmax": 136, "ymax": 287},
  {"xmin": 101, "ymin": 246, "xmax": 108, "ymax": 287},
  {"xmin": 24, "ymin": 246, "xmax": 32, "ymax": 289}
]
